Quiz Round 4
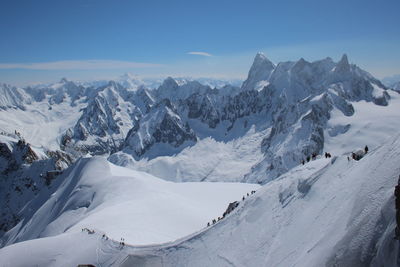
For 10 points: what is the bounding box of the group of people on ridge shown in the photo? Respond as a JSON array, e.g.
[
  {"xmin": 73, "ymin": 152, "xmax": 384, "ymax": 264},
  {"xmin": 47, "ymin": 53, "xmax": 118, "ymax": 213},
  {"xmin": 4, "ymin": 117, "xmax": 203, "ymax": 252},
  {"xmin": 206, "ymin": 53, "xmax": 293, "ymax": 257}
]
[
  {"xmin": 82, "ymin": 228, "xmax": 126, "ymax": 249},
  {"xmin": 301, "ymin": 152, "xmax": 329, "ymax": 165},
  {"xmin": 207, "ymin": 190, "xmax": 256, "ymax": 227}
]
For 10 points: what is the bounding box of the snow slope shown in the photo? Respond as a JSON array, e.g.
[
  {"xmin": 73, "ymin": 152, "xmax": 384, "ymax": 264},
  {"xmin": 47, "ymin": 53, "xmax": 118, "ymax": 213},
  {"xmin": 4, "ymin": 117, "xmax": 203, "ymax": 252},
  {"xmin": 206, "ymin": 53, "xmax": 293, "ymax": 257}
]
[
  {"xmin": 324, "ymin": 92, "xmax": 400, "ymax": 156},
  {"xmin": 0, "ymin": 157, "xmax": 259, "ymax": 248},
  {"xmin": 119, "ymin": 131, "xmax": 400, "ymax": 267},
  {"xmin": 0, "ymin": 97, "xmax": 84, "ymax": 151},
  {"xmin": 110, "ymin": 124, "xmax": 266, "ymax": 182},
  {"xmin": 2, "ymin": 129, "xmax": 399, "ymax": 266},
  {"xmin": 109, "ymin": 90, "xmax": 400, "ymax": 184}
]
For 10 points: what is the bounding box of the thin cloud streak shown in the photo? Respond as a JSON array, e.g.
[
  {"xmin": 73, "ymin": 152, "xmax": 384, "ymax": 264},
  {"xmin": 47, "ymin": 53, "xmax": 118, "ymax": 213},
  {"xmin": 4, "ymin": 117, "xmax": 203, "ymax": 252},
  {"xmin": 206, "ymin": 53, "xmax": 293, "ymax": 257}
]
[
  {"xmin": 187, "ymin": 51, "xmax": 213, "ymax": 57},
  {"xmin": 0, "ymin": 60, "xmax": 164, "ymax": 70}
]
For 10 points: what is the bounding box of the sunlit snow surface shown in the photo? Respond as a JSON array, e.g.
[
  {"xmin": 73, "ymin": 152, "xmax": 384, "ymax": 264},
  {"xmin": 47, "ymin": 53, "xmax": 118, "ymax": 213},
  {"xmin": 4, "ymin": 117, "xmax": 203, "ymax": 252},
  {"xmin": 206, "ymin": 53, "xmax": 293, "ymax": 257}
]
[
  {"xmin": 2, "ymin": 132, "xmax": 400, "ymax": 266},
  {"xmin": 1, "ymin": 157, "xmax": 259, "ymax": 247},
  {"xmin": 111, "ymin": 90, "xmax": 400, "ymax": 184},
  {"xmin": 0, "ymin": 100, "xmax": 83, "ymax": 151},
  {"xmin": 1, "ymin": 82, "xmax": 400, "ymax": 266}
]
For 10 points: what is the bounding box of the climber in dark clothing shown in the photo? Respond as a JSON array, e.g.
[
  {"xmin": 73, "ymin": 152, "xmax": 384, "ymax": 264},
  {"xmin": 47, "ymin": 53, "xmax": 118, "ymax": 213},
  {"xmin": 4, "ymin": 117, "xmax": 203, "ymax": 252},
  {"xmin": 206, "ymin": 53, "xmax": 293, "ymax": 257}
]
[
  {"xmin": 364, "ymin": 145, "xmax": 369, "ymax": 154},
  {"xmin": 395, "ymin": 176, "xmax": 400, "ymax": 239}
]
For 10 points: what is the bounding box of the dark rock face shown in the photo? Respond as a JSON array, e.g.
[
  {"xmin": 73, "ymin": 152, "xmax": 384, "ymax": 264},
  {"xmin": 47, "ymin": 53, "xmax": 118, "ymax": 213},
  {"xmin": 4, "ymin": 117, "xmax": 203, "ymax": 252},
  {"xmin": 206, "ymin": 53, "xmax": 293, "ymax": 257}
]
[
  {"xmin": 0, "ymin": 138, "xmax": 74, "ymax": 237},
  {"xmin": 153, "ymin": 111, "xmax": 196, "ymax": 146},
  {"xmin": 185, "ymin": 93, "xmax": 220, "ymax": 128},
  {"xmin": 124, "ymin": 100, "xmax": 197, "ymax": 159},
  {"xmin": 242, "ymin": 52, "xmax": 275, "ymax": 91},
  {"xmin": 0, "ymin": 143, "xmax": 12, "ymax": 159},
  {"xmin": 221, "ymin": 90, "xmax": 266, "ymax": 123}
]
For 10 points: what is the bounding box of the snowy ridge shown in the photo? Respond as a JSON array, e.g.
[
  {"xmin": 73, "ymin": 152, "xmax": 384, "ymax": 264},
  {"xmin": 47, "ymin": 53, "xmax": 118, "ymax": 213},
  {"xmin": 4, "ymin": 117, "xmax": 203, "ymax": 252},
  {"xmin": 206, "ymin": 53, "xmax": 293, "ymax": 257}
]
[
  {"xmin": 119, "ymin": 132, "xmax": 400, "ymax": 267},
  {"xmin": 0, "ymin": 156, "xmax": 259, "ymax": 247},
  {"xmin": 1, "ymin": 128, "xmax": 400, "ymax": 266}
]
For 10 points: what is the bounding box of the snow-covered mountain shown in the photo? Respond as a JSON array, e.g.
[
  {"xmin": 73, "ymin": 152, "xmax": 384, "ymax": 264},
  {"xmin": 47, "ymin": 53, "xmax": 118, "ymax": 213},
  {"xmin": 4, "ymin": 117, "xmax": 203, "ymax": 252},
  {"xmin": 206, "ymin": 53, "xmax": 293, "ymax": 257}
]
[
  {"xmin": 1, "ymin": 53, "xmax": 400, "ymax": 266},
  {"xmin": 110, "ymin": 53, "xmax": 392, "ymax": 183},
  {"xmin": 0, "ymin": 156, "xmax": 259, "ymax": 247},
  {"xmin": 0, "ymin": 83, "xmax": 31, "ymax": 110},
  {"xmin": 392, "ymin": 81, "xmax": 400, "ymax": 92},
  {"xmin": 63, "ymin": 81, "xmax": 143, "ymax": 155},
  {"xmin": 0, "ymin": 53, "xmax": 395, "ymax": 179},
  {"xmin": 1, "ymin": 128, "xmax": 400, "ymax": 266},
  {"xmin": 118, "ymin": 132, "xmax": 400, "ymax": 267},
  {"xmin": 382, "ymin": 75, "xmax": 400, "ymax": 93},
  {"xmin": 24, "ymin": 78, "xmax": 92, "ymax": 106}
]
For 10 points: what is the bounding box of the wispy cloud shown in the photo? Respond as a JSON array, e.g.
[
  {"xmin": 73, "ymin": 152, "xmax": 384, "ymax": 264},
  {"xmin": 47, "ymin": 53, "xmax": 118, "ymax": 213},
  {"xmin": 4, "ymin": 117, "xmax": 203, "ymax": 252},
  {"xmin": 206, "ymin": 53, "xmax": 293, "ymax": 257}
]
[
  {"xmin": 0, "ymin": 60, "xmax": 164, "ymax": 70},
  {"xmin": 187, "ymin": 51, "xmax": 213, "ymax": 57}
]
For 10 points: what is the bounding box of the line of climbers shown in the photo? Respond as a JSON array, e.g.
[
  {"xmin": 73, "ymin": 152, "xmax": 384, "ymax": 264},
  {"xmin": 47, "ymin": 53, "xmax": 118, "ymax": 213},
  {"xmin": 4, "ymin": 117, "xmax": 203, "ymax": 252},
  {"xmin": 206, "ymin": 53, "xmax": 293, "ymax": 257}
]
[
  {"xmin": 301, "ymin": 152, "xmax": 332, "ymax": 165},
  {"xmin": 301, "ymin": 145, "xmax": 369, "ymax": 165},
  {"xmin": 82, "ymin": 228, "xmax": 95, "ymax": 234},
  {"xmin": 83, "ymin": 228, "xmax": 127, "ymax": 249},
  {"xmin": 207, "ymin": 190, "xmax": 257, "ymax": 227}
]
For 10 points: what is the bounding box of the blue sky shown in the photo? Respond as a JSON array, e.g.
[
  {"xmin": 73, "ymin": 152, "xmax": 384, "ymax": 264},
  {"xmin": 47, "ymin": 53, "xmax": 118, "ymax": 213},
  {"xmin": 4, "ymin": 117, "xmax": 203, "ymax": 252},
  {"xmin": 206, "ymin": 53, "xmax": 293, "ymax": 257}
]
[{"xmin": 1, "ymin": 0, "xmax": 399, "ymax": 85}]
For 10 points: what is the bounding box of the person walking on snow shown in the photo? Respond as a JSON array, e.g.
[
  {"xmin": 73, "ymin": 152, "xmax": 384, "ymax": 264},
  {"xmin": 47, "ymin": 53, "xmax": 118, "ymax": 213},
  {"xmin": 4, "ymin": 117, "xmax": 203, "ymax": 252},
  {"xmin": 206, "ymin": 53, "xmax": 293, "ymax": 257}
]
[{"xmin": 395, "ymin": 175, "xmax": 400, "ymax": 239}]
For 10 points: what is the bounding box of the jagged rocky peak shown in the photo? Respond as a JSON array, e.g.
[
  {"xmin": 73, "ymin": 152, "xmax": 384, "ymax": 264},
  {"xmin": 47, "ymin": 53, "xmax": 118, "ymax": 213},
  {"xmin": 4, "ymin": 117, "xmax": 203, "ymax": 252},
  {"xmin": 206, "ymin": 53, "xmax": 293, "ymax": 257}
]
[
  {"xmin": 242, "ymin": 52, "xmax": 276, "ymax": 91},
  {"xmin": 0, "ymin": 134, "xmax": 74, "ymax": 235},
  {"xmin": 334, "ymin": 53, "xmax": 351, "ymax": 74},
  {"xmin": 155, "ymin": 77, "xmax": 180, "ymax": 100},
  {"xmin": 124, "ymin": 99, "xmax": 197, "ymax": 159}
]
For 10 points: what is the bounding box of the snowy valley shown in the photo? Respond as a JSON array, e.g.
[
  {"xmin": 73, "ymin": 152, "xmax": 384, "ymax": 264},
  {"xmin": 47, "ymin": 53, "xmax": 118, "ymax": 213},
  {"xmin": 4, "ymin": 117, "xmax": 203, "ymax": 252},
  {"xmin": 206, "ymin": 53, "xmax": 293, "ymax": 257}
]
[{"xmin": 1, "ymin": 53, "xmax": 400, "ymax": 266}]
